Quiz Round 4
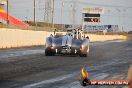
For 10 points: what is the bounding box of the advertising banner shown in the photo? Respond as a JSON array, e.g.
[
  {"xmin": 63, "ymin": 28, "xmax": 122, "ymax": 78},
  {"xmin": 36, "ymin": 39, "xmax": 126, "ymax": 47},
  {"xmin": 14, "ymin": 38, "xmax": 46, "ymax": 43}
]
[{"xmin": 83, "ymin": 8, "xmax": 104, "ymax": 14}]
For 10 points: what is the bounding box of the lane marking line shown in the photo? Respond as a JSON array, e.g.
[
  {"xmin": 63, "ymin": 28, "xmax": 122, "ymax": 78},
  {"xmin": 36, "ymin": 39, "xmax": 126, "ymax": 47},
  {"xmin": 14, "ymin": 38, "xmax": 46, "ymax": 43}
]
[{"xmin": 22, "ymin": 73, "xmax": 75, "ymax": 88}]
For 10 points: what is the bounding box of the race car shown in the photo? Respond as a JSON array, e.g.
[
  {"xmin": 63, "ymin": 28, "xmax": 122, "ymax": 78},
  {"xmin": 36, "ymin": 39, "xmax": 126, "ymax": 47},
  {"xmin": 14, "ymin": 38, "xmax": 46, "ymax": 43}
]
[{"xmin": 45, "ymin": 29, "xmax": 90, "ymax": 57}]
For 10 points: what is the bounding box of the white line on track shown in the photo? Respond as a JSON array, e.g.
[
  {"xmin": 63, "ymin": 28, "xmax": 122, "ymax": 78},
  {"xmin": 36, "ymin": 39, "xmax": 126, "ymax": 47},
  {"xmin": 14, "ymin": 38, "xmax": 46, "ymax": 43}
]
[
  {"xmin": 58, "ymin": 73, "xmax": 109, "ymax": 88},
  {"xmin": 0, "ymin": 49, "xmax": 45, "ymax": 60},
  {"xmin": 22, "ymin": 73, "xmax": 75, "ymax": 88}
]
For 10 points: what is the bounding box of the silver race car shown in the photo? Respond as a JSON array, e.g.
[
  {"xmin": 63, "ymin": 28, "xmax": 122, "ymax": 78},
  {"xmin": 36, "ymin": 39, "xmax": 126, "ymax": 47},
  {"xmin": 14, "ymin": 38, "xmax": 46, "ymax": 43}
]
[{"xmin": 45, "ymin": 29, "xmax": 90, "ymax": 57}]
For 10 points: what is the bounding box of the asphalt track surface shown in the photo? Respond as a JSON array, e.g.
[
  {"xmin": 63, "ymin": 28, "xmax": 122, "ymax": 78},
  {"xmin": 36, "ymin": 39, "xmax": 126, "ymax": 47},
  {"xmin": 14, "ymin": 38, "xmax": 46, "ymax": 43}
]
[{"xmin": 0, "ymin": 40, "xmax": 131, "ymax": 88}]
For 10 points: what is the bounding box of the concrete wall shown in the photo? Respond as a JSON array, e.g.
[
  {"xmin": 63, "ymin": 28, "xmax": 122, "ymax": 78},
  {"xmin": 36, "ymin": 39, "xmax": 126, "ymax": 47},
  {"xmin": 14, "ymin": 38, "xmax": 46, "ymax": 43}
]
[
  {"xmin": 0, "ymin": 28, "xmax": 47, "ymax": 48},
  {"xmin": 85, "ymin": 34, "xmax": 127, "ymax": 42},
  {"xmin": 0, "ymin": 28, "xmax": 127, "ymax": 49}
]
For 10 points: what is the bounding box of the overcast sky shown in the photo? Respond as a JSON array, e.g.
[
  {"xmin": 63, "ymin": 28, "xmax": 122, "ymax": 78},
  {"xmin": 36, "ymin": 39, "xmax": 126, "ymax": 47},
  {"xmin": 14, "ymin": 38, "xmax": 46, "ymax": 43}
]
[
  {"xmin": 3, "ymin": 0, "xmax": 132, "ymax": 31},
  {"xmin": 10, "ymin": 0, "xmax": 132, "ymax": 23}
]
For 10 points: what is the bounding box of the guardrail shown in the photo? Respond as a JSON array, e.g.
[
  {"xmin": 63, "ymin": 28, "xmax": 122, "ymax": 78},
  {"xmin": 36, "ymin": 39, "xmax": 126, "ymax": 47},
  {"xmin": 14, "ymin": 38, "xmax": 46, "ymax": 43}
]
[{"xmin": 0, "ymin": 28, "xmax": 127, "ymax": 49}]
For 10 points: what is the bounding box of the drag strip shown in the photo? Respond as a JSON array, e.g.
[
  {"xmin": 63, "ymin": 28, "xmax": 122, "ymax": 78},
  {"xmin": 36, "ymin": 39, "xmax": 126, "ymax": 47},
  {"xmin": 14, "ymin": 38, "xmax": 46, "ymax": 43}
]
[
  {"xmin": 0, "ymin": 47, "xmax": 45, "ymax": 60},
  {"xmin": 0, "ymin": 40, "xmax": 131, "ymax": 88},
  {"xmin": 0, "ymin": 40, "xmax": 123, "ymax": 60}
]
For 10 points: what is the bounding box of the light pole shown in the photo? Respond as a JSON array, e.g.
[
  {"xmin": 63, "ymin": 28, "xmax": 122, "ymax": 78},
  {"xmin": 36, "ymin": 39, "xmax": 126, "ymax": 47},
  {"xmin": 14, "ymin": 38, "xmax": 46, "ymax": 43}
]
[
  {"xmin": 51, "ymin": 0, "xmax": 54, "ymax": 28},
  {"xmin": 71, "ymin": 0, "xmax": 76, "ymax": 29},
  {"xmin": 34, "ymin": 0, "xmax": 36, "ymax": 27},
  {"xmin": 123, "ymin": 9, "xmax": 126, "ymax": 32},
  {"xmin": 26, "ymin": 9, "xmax": 29, "ymax": 22},
  {"xmin": 7, "ymin": 0, "xmax": 9, "ymax": 26},
  {"xmin": 116, "ymin": 8, "xmax": 121, "ymax": 32},
  {"xmin": 61, "ymin": 0, "xmax": 64, "ymax": 29}
]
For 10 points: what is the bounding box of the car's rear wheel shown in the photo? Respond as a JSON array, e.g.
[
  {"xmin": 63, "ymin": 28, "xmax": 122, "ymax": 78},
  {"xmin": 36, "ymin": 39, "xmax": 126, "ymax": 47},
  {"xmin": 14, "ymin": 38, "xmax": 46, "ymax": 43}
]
[
  {"xmin": 45, "ymin": 49, "xmax": 55, "ymax": 56},
  {"xmin": 79, "ymin": 53, "xmax": 87, "ymax": 57},
  {"xmin": 45, "ymin": 50, "xmax": 50, "ymax": 56}
]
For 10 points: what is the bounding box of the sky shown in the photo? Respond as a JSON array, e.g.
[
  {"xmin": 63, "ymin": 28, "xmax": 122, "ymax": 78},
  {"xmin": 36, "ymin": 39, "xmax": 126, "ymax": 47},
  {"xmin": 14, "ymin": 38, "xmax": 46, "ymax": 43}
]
[{"xmin": 1, "ymin": 0, "xmax": 132, "ymax": 31}]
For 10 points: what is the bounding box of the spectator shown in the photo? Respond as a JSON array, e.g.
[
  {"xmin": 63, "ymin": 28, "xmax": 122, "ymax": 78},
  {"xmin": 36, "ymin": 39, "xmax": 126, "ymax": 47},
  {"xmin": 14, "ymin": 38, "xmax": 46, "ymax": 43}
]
[
  {"xmin": 50, "ymin": 34, "xmax": 53, "ymax": 37},
  {"xmin": 54, "ymin": 29, "xmax": 57, "ymax": 35},
  {"xmin": 86, "ymin": 36, "xmax": 89, "ymax": 39}
]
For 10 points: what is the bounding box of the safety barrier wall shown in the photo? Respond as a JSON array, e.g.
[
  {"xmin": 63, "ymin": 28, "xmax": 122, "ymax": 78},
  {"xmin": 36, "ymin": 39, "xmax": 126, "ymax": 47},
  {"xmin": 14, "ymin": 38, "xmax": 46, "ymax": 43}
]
[
  {"xmin": 85, "ymin": 34, "xmax": 127, "ymax": 42},
  {"xmin": 0, "ymin": 28, "xmax": 127, "ymax": 49}
]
